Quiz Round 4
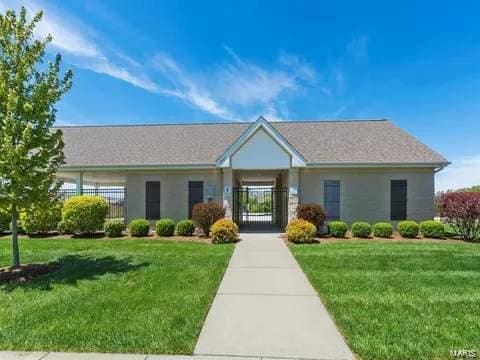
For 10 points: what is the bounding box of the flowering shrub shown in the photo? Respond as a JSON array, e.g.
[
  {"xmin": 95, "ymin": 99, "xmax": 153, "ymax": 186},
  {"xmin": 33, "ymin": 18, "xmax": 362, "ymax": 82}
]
[
  {"xmin": 211, "ymin": 218, "xmax": 238, "ymax": 243},
  {"xmin": 440, "ymin": 192, "xmax": 480, "ymax": 242},
  {"xmin": 286, "ymin": 219, "xmax": 317, "ymax": 243},
  {"xmin": 296, "ymin": 203, "xmax": 326, "ymax": 229},
  {"xmin": 192, "ymin": 203, "xmax": 225, "ymax": 236}
]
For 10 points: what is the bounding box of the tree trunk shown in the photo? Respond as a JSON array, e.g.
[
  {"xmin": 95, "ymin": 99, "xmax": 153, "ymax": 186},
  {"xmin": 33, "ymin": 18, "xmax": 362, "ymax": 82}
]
[{"xmin": 11, "ymin": 203, "xmax": 20, "ymax": 267}]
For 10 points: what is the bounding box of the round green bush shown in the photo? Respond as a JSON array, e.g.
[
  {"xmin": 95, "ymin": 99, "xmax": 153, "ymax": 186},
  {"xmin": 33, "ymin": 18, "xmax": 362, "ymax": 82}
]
[
  {"xmin": 21, "ymin": 200, "xmax": 62, "ymax": 234},
  {"xmin": 372, "ymin": 222, "xmax": 393, "ymax": 238},
  {"xmin": 176, "ymin": 219, "xmax": 195, "ymax": 236},
  {"xmin": 62, "ymin": 195, "xmax": 108, "ymax": 234},
  {"xmin": 286, "ymin": 219, "xmax": 317, "ymax": 243},
  {"xmin": 156, "ymin": 218, "xmax": 175, "ymax": 237},
  {"xmin": 104, "ymin": 220, "xmax": 125, "ymax": 237},
  {"xmin": 0, "ymin": 207, "xmax": 10, "ymax": 233},
  {"xmin": 420, "ymin": 220, "xmax": 444, "ymax": 238},
  {"xmin": 329, "ymin": 221, "xmax": 348, "ymax": 238},
  {"xmin": 128, "ymin": 219, "xmax": 150, "ymax": 237},
  {"xmin": 351, "ymin": 221, "xmax": 372, "ymax": 238},
  {"xmin": 398, "ymin": 220, "xmax": 420, "ymax": 238}
]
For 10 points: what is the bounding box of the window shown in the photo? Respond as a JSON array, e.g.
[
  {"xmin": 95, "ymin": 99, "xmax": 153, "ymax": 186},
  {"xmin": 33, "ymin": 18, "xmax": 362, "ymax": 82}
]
[
  {"xmin": 188, "ymin": 181, "xmax": 204, "ymax": 219},
  {"xmin": 391, "ymin": 180, "xmax": 407, "ymax": 221},
  {"xmin": 145, "ymin": 181, "xmax": 160, "ymax": 220},
  {"xmin": 324, "ymin": 180, "xmax": 340, "ymax": 221}
]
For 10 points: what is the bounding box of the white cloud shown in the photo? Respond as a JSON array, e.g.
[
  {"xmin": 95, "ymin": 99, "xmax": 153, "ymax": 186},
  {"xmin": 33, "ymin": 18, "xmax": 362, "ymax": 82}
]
[
  {"xmin": 435, "ymin": 155, "xmax": 480, "ymax": 191},
  {"xmin": 151, "ymin": 48, "xmax": 318, "ymax": 120},
  {"xmin": 152, "ymin": 53, "xmax": 235, "ymax": 119},
  {"xmin": 0, "ymin": 0, "xmax": 159, "ymax": 93},
  {"xmin": 216, "ymin": 47, "xmax": 317, "ymax": 106},
  {"xmin": 346, "ymin": 34, "xmax": 369, "ymax": 60},
  {"xmin": 0, "ymin": 1, "xmax": 320, "ymax": 120}
]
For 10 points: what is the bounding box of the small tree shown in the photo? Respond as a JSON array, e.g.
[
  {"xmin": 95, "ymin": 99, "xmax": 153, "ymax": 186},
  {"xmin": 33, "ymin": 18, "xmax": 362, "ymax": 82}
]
[
  {"xmin": 0, "ymin": 8, "xmax": 72, "ymax": 266},
  {"xmin": 439, "ymin": 192, "xmax": 480, "ymax": 242}
]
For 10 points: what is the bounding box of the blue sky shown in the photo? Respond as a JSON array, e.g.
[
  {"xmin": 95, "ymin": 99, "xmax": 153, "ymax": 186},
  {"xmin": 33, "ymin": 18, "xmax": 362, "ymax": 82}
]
[{"xmin": 0, "ymin": 0, "xmax": 479, "ymax": 191}]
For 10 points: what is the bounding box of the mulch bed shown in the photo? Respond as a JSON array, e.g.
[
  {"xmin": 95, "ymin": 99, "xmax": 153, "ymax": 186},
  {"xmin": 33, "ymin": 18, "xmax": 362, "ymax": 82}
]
[{"xmin": 0, "ymin": 263, "xmax": 60, "ymax": 283}]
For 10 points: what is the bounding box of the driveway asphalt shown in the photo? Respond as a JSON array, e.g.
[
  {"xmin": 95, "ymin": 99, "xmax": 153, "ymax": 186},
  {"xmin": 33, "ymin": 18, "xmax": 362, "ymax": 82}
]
[{"xmin": 194, "ymin": 233, "xmax": 354, "ymax": 360}]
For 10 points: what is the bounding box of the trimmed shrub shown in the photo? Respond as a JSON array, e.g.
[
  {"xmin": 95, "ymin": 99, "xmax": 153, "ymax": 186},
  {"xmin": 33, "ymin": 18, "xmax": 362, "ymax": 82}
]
[
  {"xmin": 156, "ymin": 218, "xmax": 175, "ymax": 237},
  {"xmin": 104, "ymin": 220, "xmax": 125, "ymax": 237},
  {"xmin": 61, "ymin": 195, "xmax": 108, "ymax": 234},
  {"xmin": 176, "ymin": 219, "xmax": 195, "ymax": 236},
  {"xmin": 296, "ymin": 203, "xmax": 326, "ymax": 229},
  {"xmin": 420, "ymin": 220, "xmax": 444, "ymax": 239},
  {"xmin": 128, "ymin": 219, "xmax": 150, "ymax": 237},
  {"xmin": 20, "ymin": 200, "xmax": 62, "ymax": 234},
  {"xmin": 286, "ymin": 219, "xmax": 317, "ymax": 243},
  {"xmin": 373, "ymin": 222, "xmax": 393, "ymax": 238},
  {"xmin": 398, "ymin": 220, "xmax": 420, "ymax": 238},
  {"xmin": 439, "ymin": 192, "xmax": 480, "ymax": 242},
  {"xmin": 329, "ymin": 221, "xmax": 348, "ymax": 238},
  {"xmin": 0, "ymin": 207, "xmax": 10, "ymax": 233},
  {"xmin": 211, "ymin": 218, "xmax": 238, "ymax": 244},
  {"xmin": 192, "ymin": 203, "xmax": 225, "ymax": 236},
  {"xmin": 351, "ymin": 221, "xmax": 372, "ymax": 238}
]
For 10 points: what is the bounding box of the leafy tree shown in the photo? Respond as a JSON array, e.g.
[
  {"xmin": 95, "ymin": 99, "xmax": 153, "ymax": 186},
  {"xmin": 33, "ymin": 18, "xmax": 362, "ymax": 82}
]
[
  {"xmin": 439, "ymin": 192, "xmax": 480, "ymax": 242},
  {"xmin": 0, "ymin": 7, "xmax": 72, "ymax": 266}
]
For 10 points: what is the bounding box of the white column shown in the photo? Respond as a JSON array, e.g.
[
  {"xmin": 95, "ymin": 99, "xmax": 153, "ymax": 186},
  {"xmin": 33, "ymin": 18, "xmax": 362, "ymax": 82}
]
[
  {"xmin": 288, "ymin": 168, "xmax": 299, "ymax": 221},
  {"xmin": 222, "ymin": 168, "xmax": 233, "ymax": 219},
  {"xmin": 75, "ymin": 172, "xmax": 84, "ymax": 195}
]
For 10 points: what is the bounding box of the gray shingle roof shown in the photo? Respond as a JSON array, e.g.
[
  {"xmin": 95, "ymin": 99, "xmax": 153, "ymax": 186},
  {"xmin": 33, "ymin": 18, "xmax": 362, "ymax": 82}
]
[{"xmin": 56, "ymin": 119, "xmax": 448, "ymax": 167}]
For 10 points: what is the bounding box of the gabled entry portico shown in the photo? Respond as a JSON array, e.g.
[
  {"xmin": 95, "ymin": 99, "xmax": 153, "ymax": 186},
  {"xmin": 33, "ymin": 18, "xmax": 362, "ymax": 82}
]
[{"xmin": 217, "ymin": 116, "xmax": 306, "ymax": 231}]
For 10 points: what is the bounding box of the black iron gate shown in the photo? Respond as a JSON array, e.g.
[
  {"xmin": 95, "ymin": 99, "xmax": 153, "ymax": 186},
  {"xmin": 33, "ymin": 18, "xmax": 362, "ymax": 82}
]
[{"xmin": 233, "ymin": 186, "xmax": 287, "ymax": 231}]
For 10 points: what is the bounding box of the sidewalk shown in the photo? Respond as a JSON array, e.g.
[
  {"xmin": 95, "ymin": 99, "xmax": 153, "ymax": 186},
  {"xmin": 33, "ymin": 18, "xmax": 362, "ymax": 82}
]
[{"xmin": 194, "ymin": 233, "xmax": 354, "ymax": 360}]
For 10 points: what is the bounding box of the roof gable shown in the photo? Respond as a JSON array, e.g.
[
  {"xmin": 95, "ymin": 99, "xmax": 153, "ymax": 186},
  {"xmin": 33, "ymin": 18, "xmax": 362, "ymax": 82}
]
[{"xmin": 216, "ymin": 116, "xmax": 307, "ymax": 168}]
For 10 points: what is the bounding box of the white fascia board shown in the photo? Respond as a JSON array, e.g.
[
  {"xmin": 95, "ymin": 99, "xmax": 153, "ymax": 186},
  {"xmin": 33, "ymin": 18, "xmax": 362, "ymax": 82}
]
[
  {"xmin": 59, "ymin": 163, "xmax": 217, "ymax": 172},
  {"xmin": 216, "ymin": 116, "xmax": 307, "ymax": 168},
  {"xmin": 307, "ymin": 161, "xmax": 451, "ymax": 169}
]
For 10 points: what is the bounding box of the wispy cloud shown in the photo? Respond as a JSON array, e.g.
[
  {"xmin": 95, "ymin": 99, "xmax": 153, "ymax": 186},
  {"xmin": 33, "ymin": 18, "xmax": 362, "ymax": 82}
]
[
  {"xmin": 346, "ymin": 34, "xmax": 369, "ymax": 60},
  {"xmin": 436, "ymin": 155, "xmax": 480, "ymax": 191},
  {"xmin": 0, "ymin": 0, "xmax": 159, "ymax": 93},
  {"xmin": 152, "ymin": 53, "xmax": 235, "ymax": 119},
  {"xmin": 0, "ymin": 0, "xmax": 321, "ymax": 121},
  {"xmin": 151, "ymin": 48, "xmax": 318, "ymax": 120}
]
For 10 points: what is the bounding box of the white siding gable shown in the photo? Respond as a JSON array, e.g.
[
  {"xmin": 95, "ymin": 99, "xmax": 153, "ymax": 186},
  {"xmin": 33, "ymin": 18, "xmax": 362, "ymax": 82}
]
[{"xmin": 231, "ymin": 129, "xmax": 290, "ymax": 169}]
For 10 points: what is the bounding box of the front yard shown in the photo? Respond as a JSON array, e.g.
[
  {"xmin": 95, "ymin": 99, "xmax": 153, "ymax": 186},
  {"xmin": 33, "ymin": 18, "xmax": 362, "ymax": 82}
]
[
  {"xmin": 0, "ymin": 238, "xmax": 233, "ymax": 354},
  {"xmin": 291, "ymin": 240, "xmax": 480, "ymax": 360}
]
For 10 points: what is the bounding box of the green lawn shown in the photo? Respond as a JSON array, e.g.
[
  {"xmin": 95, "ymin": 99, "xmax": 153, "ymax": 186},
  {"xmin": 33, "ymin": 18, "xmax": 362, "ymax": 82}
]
[
  {"xmin": 290, "ymin": 241, "xmax": 480, "ymax": 360},
  {"xmin": 0, "ymin": 238, "xmax": 233, "ymax": 354}
]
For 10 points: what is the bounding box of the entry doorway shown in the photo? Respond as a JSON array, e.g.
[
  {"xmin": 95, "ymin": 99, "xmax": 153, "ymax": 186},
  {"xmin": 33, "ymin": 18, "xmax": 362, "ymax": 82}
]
[{"xmin": 232, "ymin": 185, "xmax": 287, "ymax": 231}]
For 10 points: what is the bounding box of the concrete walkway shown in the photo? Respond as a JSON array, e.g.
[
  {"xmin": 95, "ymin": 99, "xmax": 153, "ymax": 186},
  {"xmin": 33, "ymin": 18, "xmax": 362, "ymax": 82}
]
[{"xmin": 194, "ymin": 233, "xmax": 354, "ymax": 360}]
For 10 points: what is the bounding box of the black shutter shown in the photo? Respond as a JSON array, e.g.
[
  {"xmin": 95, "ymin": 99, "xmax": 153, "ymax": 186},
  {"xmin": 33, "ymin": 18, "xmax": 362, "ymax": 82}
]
[
  {"xmin": 391, "ymin": 180, "xmax": 407, "ymax": 221},
  {"xmin": 189, "ymin": 181, "xmax": 204, "ymax": 219},
  {"xmin": 145, "ymin": 181, "xmax": 161, "ymax": 220}
]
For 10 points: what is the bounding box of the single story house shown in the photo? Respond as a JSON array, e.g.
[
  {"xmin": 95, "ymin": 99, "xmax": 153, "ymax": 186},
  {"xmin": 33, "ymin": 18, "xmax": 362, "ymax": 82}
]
[{"xmin": 56, "ymin": 116, "xmax": 449, "ymax": 231}]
